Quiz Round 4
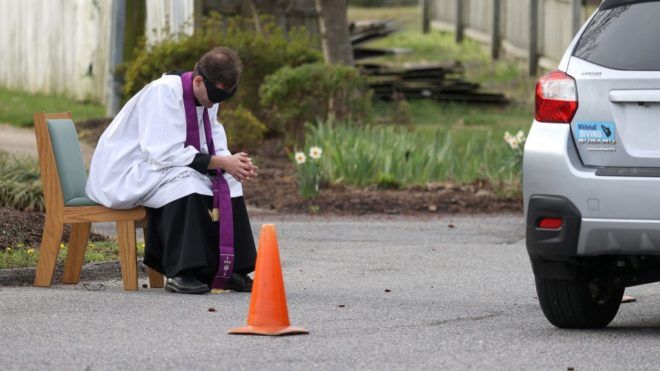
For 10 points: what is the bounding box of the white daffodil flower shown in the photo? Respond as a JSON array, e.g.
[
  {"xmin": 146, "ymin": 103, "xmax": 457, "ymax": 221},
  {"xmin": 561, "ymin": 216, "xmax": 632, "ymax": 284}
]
[
  {"xmin": 309, "ymin": 146, "xmax": 323, "ymax": 160},
  {"xmin": 294, "ymin": 152, "xmax": 306, "ymax": 164},
  {"xmin": 503, "ymin": 130, "xmax": 524, "ymax": 150}
]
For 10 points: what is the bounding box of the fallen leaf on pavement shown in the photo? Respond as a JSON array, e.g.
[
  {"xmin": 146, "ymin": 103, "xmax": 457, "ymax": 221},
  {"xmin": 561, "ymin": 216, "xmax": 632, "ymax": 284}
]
[{"xmin": 622, "ymin": 295, "xmax": 636, "ymax": 303}]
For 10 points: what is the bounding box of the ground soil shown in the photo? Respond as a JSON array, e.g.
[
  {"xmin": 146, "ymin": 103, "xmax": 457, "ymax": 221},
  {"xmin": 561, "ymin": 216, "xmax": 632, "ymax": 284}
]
[
  {"xmin": 0, "ymin": 119, "xmax": 522, "ymax": 249},
  {"xmin": 0, "ymin": 207, "xmax": 109, "ymax": 250},
  {"xmin": 241, "ymin": 138, "xmax": 523, "ymax": 216}
]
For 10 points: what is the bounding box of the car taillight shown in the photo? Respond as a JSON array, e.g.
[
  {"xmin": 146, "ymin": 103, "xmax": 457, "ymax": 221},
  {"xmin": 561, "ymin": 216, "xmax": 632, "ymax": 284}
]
[{"xmin": 535, "ymin": 70, "xmax": 578, "ymax": 123}]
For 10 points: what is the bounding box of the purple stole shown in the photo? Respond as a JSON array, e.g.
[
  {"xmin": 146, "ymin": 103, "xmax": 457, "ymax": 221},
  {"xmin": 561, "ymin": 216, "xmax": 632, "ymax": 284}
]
[{"xmin": 180, "ymin": 71, "xmax": 234, "ymax": 289}]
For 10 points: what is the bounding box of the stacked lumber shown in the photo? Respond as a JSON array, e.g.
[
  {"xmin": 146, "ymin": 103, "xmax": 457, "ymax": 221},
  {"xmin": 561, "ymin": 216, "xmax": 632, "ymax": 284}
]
[
  {"xmin": 351, "ymin": 19, "xmax": 409, "ymax": 60},
  {"xmin": 350, "ymin": 20, "xmax": 508, "ymax": 105},
  {"xmin": 359, "ymin": 62, "xmax": 509, "ymax": 104},
  {"xmin": 350, "ymin": 20, "xmax": 399, "ymax": 46}
]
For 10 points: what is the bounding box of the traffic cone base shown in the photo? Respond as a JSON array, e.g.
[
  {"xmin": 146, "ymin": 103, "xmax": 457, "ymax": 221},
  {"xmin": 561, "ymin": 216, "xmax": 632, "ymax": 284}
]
[
  {"xmin": 229, "ymin": 325, "xmax": 308, "ymax": 336},
  {"xmin": 228, "ymin": 224, "xmax": 308, "ymax": 336}
]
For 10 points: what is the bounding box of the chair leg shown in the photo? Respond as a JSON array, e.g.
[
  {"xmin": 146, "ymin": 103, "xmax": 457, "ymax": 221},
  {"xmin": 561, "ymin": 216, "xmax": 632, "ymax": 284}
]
[
  {"xmin": 34, "ymin": 217, "xmax": 64, "ymax": 287},
  {"xmin": 148, "ymin": 268, "xmax": 165, "ymax": 288},
  {"xmin": 116, "ymin": 220, "xmax": 138, "ymax": 291},
  {"xmin": 62, "ymin": 222, "xmax": 90, "ymax": 284}
]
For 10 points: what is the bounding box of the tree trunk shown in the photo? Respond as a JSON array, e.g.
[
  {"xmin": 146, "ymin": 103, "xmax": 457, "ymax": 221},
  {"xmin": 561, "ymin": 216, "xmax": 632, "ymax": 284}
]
[
  {"xmin": 123, "ymin": 0, "xmax": 145, "ymax": 63},
  {"xmin": 314, "ymin": 0, "xmax": 353, "ymax": 65}
]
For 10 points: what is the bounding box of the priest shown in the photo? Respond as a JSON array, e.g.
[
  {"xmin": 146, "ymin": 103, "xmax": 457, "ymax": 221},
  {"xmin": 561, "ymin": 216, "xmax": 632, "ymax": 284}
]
[{"xmin": 86, "ymin": 47, "xmax": 257, "ymax": 294}]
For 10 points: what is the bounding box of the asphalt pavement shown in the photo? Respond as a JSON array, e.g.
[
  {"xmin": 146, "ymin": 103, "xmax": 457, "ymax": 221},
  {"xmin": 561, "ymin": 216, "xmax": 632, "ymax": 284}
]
[{"xmin": 2, "ymin": 213, "xmax": 660, "ymax": 370}]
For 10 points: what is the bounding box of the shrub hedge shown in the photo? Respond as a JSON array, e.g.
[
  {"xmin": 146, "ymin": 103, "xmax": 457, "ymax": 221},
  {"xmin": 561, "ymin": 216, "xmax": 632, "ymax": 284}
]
[
  {"xmin": 260, "ymin": 63, "xmax": 373, "ymax": 146},
  {"xmin": 219, "ymin": 105, "xmax": 267, "ymax": 153},
  {"xmin": 122, "ymin": 14, "xmax": 321, "ymax": 129}
]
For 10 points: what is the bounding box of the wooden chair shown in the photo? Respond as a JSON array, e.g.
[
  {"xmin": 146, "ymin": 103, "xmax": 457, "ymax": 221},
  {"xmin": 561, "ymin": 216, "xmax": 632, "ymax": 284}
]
[{"xmin": 33, "ymin": 112, "xmax": 164, "ymax": 291}]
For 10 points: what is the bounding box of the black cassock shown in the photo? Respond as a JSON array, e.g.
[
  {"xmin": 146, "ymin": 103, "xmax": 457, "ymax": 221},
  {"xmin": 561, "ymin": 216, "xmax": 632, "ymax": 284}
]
[{"xmin": 143, "ymin": 156, "xmax": 257, "ymax": 285}]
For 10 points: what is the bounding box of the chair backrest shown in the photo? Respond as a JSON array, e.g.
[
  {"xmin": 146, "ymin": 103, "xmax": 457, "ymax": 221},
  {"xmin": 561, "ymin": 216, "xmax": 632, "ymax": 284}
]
[
  {"xmin": 34, "ymin": 112, "xmax": 95, "ymax": 210},
  {"xmin": 46, "ymin": 118, "xmax": 92, "ymax": 206}
]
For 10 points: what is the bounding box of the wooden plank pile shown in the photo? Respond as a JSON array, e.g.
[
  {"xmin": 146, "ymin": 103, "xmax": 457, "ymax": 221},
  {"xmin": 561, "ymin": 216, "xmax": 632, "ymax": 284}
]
[
  {"xmin": 350, "ymin": 20, "xmax": 508, "ymax": 105},
  {"xmin": 350, "ymin": 19, "xmax": 399, "ymax": 46}
]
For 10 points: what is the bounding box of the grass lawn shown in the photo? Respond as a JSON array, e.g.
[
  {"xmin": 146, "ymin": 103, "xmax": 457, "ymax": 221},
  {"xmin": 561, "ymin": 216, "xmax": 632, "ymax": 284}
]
[
  {"xmin": 0, "ymin": 87, "xmax": 105, "ymax": 127},
  {"xmin": 0, "ymin": 241, "xmax": 143, "ymax": 269},
  {"xmin": 376, "ymin": 100, "xmax": 531, "ymax": 131}
]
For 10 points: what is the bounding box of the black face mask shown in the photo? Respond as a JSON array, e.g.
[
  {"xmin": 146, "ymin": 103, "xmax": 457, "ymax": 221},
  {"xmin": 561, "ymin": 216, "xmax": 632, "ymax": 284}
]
[{"xmin": 198, "ymin": 69, "xmax": 237, "ymax": 103}]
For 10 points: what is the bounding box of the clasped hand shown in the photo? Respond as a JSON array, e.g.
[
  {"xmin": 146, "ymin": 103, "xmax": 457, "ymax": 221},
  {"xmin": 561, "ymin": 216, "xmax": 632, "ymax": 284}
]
[{"xmin": 216, "ymin": 152, "xmax": 258, "ymax": 182}]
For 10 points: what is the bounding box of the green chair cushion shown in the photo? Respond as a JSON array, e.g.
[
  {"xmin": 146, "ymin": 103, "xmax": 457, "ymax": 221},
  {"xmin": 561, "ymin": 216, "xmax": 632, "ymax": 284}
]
[
  {"xmin": 65, "ymin": 196, "xmax": 98, "ymax": 207},
  {"xmin": 46, "ymin": 119, "xmax": 98, "ymax": 207}
]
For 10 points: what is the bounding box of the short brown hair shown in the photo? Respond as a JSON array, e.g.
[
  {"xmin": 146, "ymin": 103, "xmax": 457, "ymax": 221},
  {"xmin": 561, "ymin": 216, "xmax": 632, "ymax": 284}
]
[{"xmin": 194, "ymin": 47, "xmax": 242, "ymax": 88}]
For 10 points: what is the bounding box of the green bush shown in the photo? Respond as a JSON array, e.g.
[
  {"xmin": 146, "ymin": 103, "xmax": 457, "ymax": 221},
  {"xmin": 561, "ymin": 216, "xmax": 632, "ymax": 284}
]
[
  {"xmin": 260, "ymin": 63, "xmax": 373, "ymax": 146},
  {"xmin": 219, "ymin": 106, "xmax": 267, "ymax": 153},
  {"xmin": 0, "ymin": 152, "xmax": 43, "ymax": 212},
  {"xmin": 122, "ymin": 15, "xmax": 321, "ymax": 126}
]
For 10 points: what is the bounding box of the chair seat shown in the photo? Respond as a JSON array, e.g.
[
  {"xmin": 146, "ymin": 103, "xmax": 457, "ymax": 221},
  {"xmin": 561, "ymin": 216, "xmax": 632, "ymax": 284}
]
[
  {"xmin": 65, "ymin": 196, "xmax": 98, "ymax": 207},
  {"xmin": 63, "ymin": 205, "xmax": 146, "ymax": 223}
]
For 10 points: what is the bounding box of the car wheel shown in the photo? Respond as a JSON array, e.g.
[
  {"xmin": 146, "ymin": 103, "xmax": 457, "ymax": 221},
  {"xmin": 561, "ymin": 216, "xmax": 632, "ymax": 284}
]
[{"xmin": 535, "ymin": 277, "xmax": 624, "ymax": 328}]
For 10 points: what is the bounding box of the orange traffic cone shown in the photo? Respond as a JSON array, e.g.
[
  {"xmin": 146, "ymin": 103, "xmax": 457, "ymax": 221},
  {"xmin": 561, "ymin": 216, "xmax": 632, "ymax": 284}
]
[{"xmin": 229, "ymin": 224, "xmax": 308, "ymax": 336}]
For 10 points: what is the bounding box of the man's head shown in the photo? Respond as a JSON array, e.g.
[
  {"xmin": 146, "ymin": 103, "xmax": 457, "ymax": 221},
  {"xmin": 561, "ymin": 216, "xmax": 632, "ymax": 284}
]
[{"xmin": 192, "ymin": 47, "xmax": 242, "ymax": 108}]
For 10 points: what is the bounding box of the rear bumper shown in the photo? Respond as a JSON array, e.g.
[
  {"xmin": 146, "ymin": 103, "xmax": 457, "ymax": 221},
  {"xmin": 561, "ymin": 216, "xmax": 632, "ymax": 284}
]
[
  {"xmin": 524, "ymin": 121, "xmax": 660, "ymax": 257},
  {"xmin": 579, "ymin": 218, "xmax": 660, "ymax": 255},
  {"xmin": 525, "ymin": 194, "xmax": 660, "ymax": 282}
]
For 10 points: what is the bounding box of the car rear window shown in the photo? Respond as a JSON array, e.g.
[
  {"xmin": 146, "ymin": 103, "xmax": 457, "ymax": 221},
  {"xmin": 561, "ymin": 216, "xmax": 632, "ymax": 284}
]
[{"xmin": 573, "ymin": 2, "xmax": 660, "ymax": 71}]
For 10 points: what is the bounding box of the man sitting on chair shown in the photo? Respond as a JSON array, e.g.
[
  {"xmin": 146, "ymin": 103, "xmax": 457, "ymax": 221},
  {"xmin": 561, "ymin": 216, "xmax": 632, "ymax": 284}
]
[{"xmin": 86, "ymin": 47, "xmax": 257, "ymax": 294}]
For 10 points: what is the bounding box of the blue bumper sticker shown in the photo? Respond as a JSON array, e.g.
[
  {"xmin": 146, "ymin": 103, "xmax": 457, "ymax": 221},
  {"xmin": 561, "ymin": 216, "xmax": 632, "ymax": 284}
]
[{"xmin": 575, "ymin": 122, "xmax": 616, "ymax": 145}]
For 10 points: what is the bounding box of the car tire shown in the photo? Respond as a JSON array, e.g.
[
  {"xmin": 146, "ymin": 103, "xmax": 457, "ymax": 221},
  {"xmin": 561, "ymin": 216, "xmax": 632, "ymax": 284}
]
[{"xmin": 535, "ymin": 277, "xmax": 624, "ymax": 328}]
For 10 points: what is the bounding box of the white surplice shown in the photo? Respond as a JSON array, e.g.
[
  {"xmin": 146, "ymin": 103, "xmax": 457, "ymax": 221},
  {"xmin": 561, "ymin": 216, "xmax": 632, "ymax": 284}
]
[{"xmin": 85, "ymin": 74, "xmax": 242, "ymax": 209}]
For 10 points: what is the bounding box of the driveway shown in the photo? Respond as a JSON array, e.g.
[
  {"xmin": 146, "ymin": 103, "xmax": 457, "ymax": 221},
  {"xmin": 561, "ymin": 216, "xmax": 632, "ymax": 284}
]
[
  {"xmin": 2, "ymin": 214, "xmax": 659, "ymax": 370},
  {"xmin": 0, "ymin": 123, "xmax": 94, "ymax": 165}
]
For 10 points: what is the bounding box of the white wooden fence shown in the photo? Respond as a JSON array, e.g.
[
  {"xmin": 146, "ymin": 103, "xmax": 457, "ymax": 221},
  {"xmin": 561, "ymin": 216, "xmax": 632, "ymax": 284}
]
[
  {"xmin": 429, "ymin": 0, "xmax": 585, "ymax": 74},
  {"xmin": 145, "ymin": 0, "xmax": 195, "ymax": 44},
  {"xmin": 0, "ymin": 0, "xmax": 195, "ymax": 106}
]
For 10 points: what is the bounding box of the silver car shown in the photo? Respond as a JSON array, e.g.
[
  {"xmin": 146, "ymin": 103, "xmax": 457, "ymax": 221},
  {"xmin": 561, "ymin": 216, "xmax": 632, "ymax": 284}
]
[{"xmin": 524, "ymin": 0, "xmax": 660, "ymax": 328}]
